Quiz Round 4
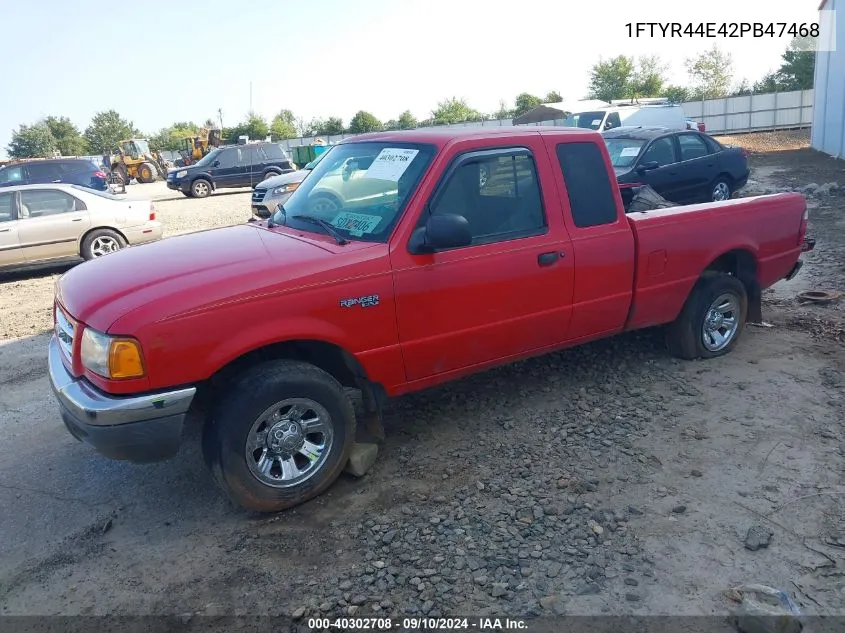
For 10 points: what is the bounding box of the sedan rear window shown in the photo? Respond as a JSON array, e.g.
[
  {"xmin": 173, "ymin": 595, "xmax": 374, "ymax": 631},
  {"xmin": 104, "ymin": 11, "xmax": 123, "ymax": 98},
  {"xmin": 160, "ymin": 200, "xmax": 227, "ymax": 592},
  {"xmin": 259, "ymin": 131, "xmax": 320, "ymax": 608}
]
[{"xmin": 603, "ymin": 139, "xmax": 646, "ymax": 168}]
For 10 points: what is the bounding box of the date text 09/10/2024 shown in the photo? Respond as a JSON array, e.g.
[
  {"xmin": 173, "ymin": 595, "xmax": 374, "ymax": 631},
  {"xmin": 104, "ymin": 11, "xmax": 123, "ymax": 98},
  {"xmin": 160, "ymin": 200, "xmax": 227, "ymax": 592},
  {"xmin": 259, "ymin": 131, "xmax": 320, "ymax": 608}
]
[
  {"xmin": 306, "ymin": 617, "xmax": 529, "ymax": 630},
  {"xmin": 625, "ymin": 22, "xmax": 819, "ymax": 39}
]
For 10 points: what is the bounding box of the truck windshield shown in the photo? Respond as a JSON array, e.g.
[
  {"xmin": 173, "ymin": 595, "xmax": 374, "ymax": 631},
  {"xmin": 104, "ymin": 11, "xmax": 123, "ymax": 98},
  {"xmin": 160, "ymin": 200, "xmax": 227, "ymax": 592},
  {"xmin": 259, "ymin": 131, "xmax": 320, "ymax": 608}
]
[
  {"xmin": 562, "ymin": 111, "xmax": 606, "ymax": 130},
  {"xmin": 271, "ymin": 141, "xmax": 435, "ymax": 243},
  {"xmin": 603, "ymin": 138, "xmax": 646, "ymax": 168}
]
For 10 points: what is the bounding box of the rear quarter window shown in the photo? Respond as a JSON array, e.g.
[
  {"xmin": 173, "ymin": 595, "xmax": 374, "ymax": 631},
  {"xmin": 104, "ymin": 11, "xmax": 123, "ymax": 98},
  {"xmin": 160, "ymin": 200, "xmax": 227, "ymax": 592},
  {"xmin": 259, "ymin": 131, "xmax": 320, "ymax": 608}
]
[
  {"xmin": 555, "ymin": 142, "xmax": 619, "ymax": 228},
  {"xmin": 262, "ymin": 143, "xmax": 285, "ymax": 160}
]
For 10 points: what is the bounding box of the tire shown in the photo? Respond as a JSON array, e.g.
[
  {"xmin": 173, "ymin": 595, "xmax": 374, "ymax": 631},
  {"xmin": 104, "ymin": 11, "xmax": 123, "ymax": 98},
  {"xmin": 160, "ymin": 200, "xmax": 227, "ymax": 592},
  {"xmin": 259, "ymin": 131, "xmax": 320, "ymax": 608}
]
[
  {"xmin": 307, "ymin": 192, "xmax": 342, "ymax": 215},
  {"xmin": 710, "ymin": 176, "xmax": 732, "ymax": 202},
  {"xmin": 263, "ymin": 170, "xmax": 281, "ymax": 181},
  {"xmin": 81, "ymin": 228, "xmax": 127, "ymax": 260},
  {"xmin": 137, "ymin": 162, "xmax": 155, "ymax": 184},
  {"xmin": 202, "ymin": 360, "xmax": 356, "ymax": 513},
  {"xmin": 191, "ymin": 178, "xmax": 211, "ymax": 198},
  {"xmin": 665, "ymin": 272, "xmax": 748, "ymax": 360}
]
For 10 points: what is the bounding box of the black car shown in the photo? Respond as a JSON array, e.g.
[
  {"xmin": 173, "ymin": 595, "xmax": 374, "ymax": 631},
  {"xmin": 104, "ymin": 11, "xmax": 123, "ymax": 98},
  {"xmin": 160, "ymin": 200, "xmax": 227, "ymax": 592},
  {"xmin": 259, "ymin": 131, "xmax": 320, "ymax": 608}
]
[
  {"xmin": 0, "ymin": 158, "xmax": 109, "ymax": 191},
  {"xmin": 167, "ymin": 141, "xmax": 296, "ymax": 198},
  {"xmin": 603, "ymin": 127, "xmax": 749, "ymax": 208}
]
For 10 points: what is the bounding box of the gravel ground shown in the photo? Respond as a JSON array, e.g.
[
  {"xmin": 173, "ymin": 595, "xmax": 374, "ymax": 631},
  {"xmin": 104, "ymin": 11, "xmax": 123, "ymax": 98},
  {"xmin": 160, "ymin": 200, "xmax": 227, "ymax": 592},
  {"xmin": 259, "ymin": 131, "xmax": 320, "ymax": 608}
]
[{"xmin": 1, "ymin": 133, "xmax": 844, "ymax": 623}]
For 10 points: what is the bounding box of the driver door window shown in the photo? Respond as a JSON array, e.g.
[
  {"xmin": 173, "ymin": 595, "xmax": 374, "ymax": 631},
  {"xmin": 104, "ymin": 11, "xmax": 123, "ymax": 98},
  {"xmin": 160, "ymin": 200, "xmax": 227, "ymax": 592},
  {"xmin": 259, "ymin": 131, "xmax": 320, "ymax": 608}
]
[
  {"xmin": 0, "ymin": 166, "xmax": 25, "ymax": 185},
  {"xmin": 640, "ymin": 137, "xmax": 677, "ymax": 167},
  {"xmin": 429, "ymin": 151, "xmax": 546, "ymax": 245}
]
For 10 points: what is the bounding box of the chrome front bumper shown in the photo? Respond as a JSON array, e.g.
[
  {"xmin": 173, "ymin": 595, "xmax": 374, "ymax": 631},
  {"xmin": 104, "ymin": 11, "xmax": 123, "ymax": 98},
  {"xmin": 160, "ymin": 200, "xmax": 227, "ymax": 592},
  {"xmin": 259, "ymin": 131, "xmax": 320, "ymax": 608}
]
[{"xmin": 48, "ymin": 335, "xmax": 197, "ymax": 462}]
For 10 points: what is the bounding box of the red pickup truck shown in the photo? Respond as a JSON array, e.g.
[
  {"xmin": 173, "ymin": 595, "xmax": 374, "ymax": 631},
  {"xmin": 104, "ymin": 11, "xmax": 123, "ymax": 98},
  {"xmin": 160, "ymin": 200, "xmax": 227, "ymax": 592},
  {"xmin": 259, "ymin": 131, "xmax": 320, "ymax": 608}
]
[{"xmin": 48, "ymin": 127, "xmax": 813, "ymax": 513}]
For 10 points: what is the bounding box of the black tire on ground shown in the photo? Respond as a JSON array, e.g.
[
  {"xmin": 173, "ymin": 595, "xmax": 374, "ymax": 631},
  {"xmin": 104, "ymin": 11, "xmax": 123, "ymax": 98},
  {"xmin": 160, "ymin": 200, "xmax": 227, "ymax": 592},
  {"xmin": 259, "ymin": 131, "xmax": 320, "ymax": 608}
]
[
  {"xmin": 137, "ymin": 162, "xmax": 155, "ymax": 184},
  {"xmin": 191, "ymin": 178, "xmax": 212, "ymax": 198},
  {"xmin": 665, "ymin": 272, "xmax": 748, "ymax": 360},
  {"xmin": 710, "ymin": 176, "xmax": 732, "ymax": 202},
  {"xmin": 81, "ymin": 228, "xmax": 127, "ymax": 260},
  {"xmin": 263, "ymin": 170, "xmax": 281, "ymax": 180},
  {"xmin": 202, "ymin": 360, "xmax": 356, "ymax": 513}
]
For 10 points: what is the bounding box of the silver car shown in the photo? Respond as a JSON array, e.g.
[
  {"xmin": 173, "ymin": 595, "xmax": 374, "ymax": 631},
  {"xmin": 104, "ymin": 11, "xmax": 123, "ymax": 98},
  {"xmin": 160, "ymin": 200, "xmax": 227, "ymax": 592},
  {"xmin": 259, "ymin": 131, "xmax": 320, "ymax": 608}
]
[
  {"xmin": 251, "ymin": 153, "xmax": 326, "ymax": 218},
  {"xmin": 0, "ymin": 183, "xmax": 162, "ymax": 271}
]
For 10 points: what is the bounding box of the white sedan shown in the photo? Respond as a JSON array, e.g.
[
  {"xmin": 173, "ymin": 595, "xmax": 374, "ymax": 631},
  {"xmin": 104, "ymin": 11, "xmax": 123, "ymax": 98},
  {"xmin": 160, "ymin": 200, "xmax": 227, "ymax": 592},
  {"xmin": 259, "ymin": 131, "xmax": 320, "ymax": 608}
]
[{"xmin": 0, "ymin": 183, "xmax": 162, "ymax": 271}]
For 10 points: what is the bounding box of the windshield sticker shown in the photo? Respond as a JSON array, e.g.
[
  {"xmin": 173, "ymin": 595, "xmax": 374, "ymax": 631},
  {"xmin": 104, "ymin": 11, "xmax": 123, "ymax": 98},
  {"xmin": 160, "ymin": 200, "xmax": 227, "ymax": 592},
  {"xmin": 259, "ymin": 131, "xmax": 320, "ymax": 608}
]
[
  {"xmin": 620, "ymin": 147, "xmax": 640, "ymax": 157},
  {"xmin": 362, "ymin": 148, "xmax": 419, "ymax": 181},
  {"xmin": 592, "ymin": 119, "xmax": 602, "ymax": 126},
  {"xmin": 331, "ymin": 212, "xmax": 382, "ymax": 236}
]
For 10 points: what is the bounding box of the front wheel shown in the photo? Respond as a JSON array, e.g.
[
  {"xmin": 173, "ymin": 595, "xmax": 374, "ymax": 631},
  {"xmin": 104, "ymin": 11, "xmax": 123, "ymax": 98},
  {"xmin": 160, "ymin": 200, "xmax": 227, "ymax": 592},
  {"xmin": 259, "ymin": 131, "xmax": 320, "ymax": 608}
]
[
  {"xmin": 202, "ymin": 360, "xmax": 356, "ymax": 513},
  {"xmin": 191, "ymin": 178, "xmax": 211, "ymax": 198},
  {"xmin": 665, "ymin": 272, "xmax": 748, "ymax": 360}
]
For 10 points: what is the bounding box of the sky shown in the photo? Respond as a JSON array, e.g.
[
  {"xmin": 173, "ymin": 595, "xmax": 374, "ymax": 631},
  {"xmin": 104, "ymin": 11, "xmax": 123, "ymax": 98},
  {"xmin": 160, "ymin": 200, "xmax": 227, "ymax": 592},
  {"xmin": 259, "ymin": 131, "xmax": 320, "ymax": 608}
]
[{"xmin": 0, "ymin": 0, "xmax": 824, "ymax": 158}]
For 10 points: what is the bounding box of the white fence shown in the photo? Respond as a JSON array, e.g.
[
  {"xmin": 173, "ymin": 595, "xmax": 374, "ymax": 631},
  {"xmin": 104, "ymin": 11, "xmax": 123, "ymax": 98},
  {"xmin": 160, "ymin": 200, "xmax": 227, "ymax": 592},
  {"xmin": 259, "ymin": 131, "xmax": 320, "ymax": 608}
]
[
  {"xmin": 275, "ymin": 89, "xmax": 814, "ymax": 150},
  {"xmin": 681, "ymin": 89, "xmax": 813, "ymax": 135}
]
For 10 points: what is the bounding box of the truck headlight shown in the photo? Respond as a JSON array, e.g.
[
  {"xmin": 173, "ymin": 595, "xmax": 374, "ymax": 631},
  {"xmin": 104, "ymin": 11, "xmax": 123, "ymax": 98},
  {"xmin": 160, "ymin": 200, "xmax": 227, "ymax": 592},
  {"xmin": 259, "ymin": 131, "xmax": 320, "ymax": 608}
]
[
  {"xmin": 272, "ymin": 183, "xmax": 300, "ymax": 195},
  {"xmin": 176, "ymin": 170, "xmax": 188, "ymax": 178},
  {"xmin": 81, "ymin": 327, "xmax": 146, "ymax": 379}
]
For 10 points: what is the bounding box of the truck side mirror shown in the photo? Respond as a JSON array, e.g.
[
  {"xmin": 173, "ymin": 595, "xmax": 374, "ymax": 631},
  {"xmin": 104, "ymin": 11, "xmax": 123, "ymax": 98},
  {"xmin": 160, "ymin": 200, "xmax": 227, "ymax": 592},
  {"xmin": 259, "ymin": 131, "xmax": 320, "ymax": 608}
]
[
  {"xmin": 409, "ymin": 213, "xmax": 472, "ymax": 254},
  {"xmin": 212, "ymin": 160, "xmax": 220, "ymax": 167}
]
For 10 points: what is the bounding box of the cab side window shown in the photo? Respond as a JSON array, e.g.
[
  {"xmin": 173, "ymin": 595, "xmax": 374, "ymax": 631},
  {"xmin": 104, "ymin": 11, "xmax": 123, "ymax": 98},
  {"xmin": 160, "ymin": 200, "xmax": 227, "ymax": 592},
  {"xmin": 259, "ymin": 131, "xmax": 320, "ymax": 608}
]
[
  {"xmin": 216, "ymin": 149, "xmax": 237, "ymax": 168},
  {"xmin": 555, "ymin": 142, "xmax": 618, "ymax": 228},
  {"xmin": 429, "ymin": 149, "xmax": 546, "ymax": 245}
]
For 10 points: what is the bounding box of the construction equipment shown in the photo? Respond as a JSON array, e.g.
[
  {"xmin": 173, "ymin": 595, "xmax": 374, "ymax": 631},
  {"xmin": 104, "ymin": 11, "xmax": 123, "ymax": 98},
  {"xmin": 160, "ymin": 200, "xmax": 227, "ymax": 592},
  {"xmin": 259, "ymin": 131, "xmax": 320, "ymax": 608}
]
[
  {"xmin": 178, "ymin": 127, "xmax": 222, "ymax": 166},
  {"xmin": 108, "ymin": 139, "xmax": 169, "ymax": 185}
]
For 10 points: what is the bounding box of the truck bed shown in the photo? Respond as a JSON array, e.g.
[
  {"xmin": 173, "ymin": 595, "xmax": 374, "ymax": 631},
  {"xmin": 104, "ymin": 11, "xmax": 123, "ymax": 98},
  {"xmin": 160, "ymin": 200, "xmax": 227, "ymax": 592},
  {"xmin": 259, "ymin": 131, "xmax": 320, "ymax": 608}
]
[{"xmin": 624, "ymin": 192, "xmax": 806, "ymax": 330}]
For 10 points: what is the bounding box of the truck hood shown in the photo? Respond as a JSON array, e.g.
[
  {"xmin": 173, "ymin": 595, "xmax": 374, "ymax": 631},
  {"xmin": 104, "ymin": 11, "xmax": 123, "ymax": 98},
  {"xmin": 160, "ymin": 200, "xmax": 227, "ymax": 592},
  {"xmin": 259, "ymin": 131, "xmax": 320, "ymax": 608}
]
[
  {"xmin": 56, "ymin": 224, "xmax": 373, "ymax": 333},
  {"xmin": 258, "ymin": 168, "xmax": 309, "ymax": 189}
]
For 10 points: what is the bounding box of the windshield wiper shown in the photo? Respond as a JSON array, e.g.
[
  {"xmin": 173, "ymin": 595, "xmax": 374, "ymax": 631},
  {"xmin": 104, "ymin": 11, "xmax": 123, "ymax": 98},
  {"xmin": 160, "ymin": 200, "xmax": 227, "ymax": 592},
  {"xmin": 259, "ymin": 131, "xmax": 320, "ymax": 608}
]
[{"xmin": 291, "ymin": 215, "xmax": 348, "ymax": 245}]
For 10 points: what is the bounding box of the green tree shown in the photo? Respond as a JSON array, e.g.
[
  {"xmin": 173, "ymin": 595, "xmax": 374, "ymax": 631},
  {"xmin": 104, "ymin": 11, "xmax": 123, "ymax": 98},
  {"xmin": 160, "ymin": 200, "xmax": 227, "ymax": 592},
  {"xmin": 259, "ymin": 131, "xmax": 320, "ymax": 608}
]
[
  {"xmin": 630, "ymin": 55, "xmax": 668, "ymax": 98},
  {"xmin": 397, "ymin": 110, "xmax": 417, "ymax": 129},
  {"xmin": 774, "ymin": 36, "xmax": 815, "ymax": 90},
  {"xmin": 752, "ymin": 72, "xmax": 781, "ymax": 94},
  {"xmin": 270, "ymin": 109, "xmax": 297, "ymax": 139},
  {"xmin": 513, "ymin": 93, "xmax": 543, "ymax": 117},
  {"xmin": 44, "ymin": 116, "xmax": 87, "ymax": 155},
  {"xmin": 685, "ymin": 45, "xmax": 734, "ymax": 99},
  {"xmin": 431, "ymin": 97, "xmax": 483, "ymax": 125},
  {"xmin": 7, "ymin": 122, "xmax": 57, "ymax": 158},
  {"xmin": 662, "ymin": 85, "xmax": 691, "ymax": 103},
  {"xmin": 228, "ymin": 114, "xmax": 269, "ymax": 142},
  {"xmin": 318, "ymin": 117, "xmax": 345, "ymax": 135},
  {"xmin": 83, "ymin": 110, "xmax": 139, "ymax": 154},
  {"xmin": 203, "ymin": 118, "xmax": 217, "ymax": 128},
  {"xmin": 731, "ymin": 79, "xmax": 754, "ymax": 96},
  {"xmin": 588, "ymin": 56, "xmax": 635, "ymax": 102},
  {"xmin": 149, "ymin": 121, "xmax": 200, "ymax": 152},
  {"xmin": 347, "ymin": 110, "xmax": 382, "ymax": 134},
  {"xmin": 544, "ymin": 90, "xmax": 563, "ymax": 103}
]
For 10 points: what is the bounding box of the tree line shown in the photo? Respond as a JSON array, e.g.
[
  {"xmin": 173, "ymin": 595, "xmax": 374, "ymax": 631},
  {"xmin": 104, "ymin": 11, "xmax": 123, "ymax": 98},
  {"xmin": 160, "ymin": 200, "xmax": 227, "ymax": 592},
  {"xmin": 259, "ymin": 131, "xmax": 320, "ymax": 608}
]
[{"xmin": 5, "ymin": 37, "xmax": 814, "ymax": 160}]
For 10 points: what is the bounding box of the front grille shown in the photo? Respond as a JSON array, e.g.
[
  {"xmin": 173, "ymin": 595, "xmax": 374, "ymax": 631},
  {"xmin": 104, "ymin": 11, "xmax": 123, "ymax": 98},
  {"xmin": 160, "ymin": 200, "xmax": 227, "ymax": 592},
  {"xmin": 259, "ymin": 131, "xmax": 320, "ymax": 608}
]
[
  {"xmin": 55, "ymin": 304, "xmax": 76, "ymax": 363},
  {"xmin": 252, "ymin": 188, "xmax": 267, "ymax": 203}
]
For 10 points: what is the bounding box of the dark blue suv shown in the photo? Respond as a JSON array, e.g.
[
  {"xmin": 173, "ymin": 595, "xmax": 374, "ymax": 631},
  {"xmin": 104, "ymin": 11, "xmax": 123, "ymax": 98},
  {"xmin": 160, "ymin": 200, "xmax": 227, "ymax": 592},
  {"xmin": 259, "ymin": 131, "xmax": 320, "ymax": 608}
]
[{"xmin": 0, "ymin": 158, "xmax": 109, "ymax": 191}]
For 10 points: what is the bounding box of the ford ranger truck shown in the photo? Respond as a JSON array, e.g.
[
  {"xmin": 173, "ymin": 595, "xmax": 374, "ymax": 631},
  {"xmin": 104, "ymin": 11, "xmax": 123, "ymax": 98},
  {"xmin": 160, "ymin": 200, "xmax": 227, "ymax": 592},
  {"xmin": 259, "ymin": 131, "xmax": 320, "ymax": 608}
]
[{"xmin": 48, "ymin": 127, "xmax": 813, "ymax": 513}]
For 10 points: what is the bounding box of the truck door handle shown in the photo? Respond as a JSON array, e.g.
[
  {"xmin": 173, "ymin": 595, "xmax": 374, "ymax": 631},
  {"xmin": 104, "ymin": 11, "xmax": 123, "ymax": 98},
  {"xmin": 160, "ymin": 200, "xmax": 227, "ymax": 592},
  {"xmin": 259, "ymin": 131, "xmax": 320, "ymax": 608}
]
[
  {"xmin": 0, "ymin": 228, "xmax": 10, "ymax": 233},
  {"xmin": 537, "ymin": 251, "xmax": 561, "ymax": 266},
  {"xmin": 71, "ymin": 218, "xmax": 82, "ymax": 222}
]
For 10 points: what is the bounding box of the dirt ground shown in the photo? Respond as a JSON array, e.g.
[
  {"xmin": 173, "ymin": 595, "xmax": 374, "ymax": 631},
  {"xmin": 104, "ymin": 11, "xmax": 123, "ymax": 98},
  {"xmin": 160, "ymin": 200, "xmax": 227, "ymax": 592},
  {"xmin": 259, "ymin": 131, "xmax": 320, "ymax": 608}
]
[{"xmin": 1, "ymin": 132, "xmax": 844, "ymax": 624}]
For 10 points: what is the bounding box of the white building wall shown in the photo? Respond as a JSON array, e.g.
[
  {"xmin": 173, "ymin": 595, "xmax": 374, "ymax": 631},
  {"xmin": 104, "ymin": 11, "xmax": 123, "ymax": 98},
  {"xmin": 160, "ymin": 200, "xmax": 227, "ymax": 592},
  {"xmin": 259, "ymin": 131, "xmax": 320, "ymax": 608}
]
[{"xmin": 812, "ymin": 0, "xmax": 845, "ymax": 157}]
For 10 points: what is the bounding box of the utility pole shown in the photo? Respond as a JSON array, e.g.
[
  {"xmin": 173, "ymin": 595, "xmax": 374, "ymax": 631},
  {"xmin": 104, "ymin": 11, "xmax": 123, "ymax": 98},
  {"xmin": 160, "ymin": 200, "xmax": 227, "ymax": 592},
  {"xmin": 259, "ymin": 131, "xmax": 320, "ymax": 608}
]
[{"xmin": 249, "ymin": 81, "xmax": 253, "ymax": 114}]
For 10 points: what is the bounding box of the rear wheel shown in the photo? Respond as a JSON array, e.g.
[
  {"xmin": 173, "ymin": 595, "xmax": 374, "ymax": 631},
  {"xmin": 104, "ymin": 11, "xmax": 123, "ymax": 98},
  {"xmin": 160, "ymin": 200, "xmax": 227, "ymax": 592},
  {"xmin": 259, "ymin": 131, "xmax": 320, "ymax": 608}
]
[
  {"xmin": 710, "ymin": 177, "xmax": 732, "ymax": 202},
  {"xmin": 191, "ymin": 178, "xmax": 211, "ymax": 198},
  {"xmin": 665, "ymin": 272, "xmax": 748, "ymax": 359},
  {"xmin": 81, "ymin": 228, "xmax": 127, "ymax": 260},
  {"xmin": 137, "ymin": 162, "xmax": 155, "ymax": 183},
  {"xmin": 202, "ymin": 360, "xmax": 356, "ymax": 513}
]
